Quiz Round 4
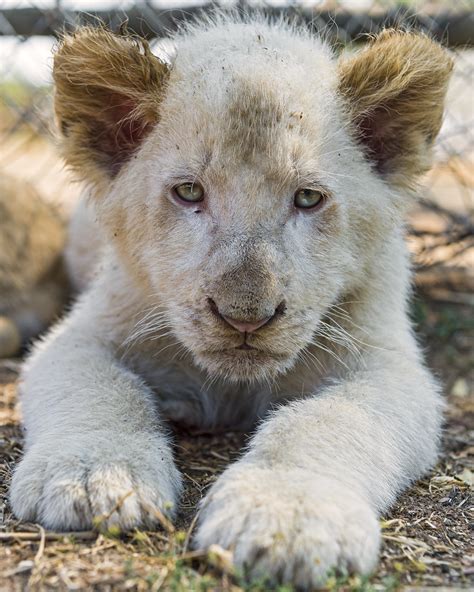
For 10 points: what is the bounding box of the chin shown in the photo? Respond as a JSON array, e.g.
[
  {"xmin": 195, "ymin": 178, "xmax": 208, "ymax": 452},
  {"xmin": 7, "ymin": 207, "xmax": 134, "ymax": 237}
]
[{"xmin": 194, "ymin": 348, "xmax": 298, "ymax": 384}]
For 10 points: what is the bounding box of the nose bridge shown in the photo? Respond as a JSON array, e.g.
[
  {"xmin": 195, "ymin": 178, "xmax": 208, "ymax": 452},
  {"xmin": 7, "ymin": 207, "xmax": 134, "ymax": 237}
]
[{"xmin": 208, "ymin": 234, "xmax": 281, "ymax": 321}]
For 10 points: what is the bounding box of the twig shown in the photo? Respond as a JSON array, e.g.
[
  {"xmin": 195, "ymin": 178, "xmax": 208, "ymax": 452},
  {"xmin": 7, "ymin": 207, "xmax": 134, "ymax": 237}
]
[
  {"xmin": 33, "ymin": 526, "xmax": 46, "ymax": 563},
  {"xmin": 0, "ymin": 531, "xmax": 98, "ymax": 541},
  {"xmin": 182, "ymin": 511, "xmax": 199, "ymax": 555},
  {"xmin": 95, "ymin": 490, "xmax": 134, "ymax": 526},
  {"xmin": 140, "ymin": 501, "xmax": 175, "ymax": 534}
]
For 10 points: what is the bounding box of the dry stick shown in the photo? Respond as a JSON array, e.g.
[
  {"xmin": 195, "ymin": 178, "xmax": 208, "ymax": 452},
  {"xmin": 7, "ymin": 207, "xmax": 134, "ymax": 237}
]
[
  {"xmin": 182, "ymin": 471, "xmax": 202, "ymax": 489},
  {"xmin": 96, "ymin": 490, "xmax": 134, "ymax": 526},
  {"xmin": 179, "ymin": 549, "xmax": 209, "ymax": 561},
  {"xmin": 182, "ymin": 511, "xmax": 199, "ymax": 556},
  {"xmin": 94, "ymin": 490, "xmax": 175, "ymax": 535},
  {"xmin": 186, "ymin": 465, "xmax": 219, "ymax": 473},
  {"xmin": 33, "ymin": 526, "xmax": 46, "ymax": 563},
  {"xmin": 209, "ymin": 450, "xmax": 230, "ymax": 462},
  {"xmin": 0, "ymin": 531, "xmax": 98, "ymax": 541},
  {"xmin": 140, "ymin": 501, "xmax": 175, "ymax": 534},
  {"xmin": 150, "ymin": 566, "xmax": 169, "ymax": 592}
]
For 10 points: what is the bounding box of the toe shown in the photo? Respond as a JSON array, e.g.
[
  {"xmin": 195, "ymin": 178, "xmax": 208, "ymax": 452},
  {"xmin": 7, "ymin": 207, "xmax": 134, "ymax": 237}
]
[
  {"xmin": 39, "ymin": 465, "xmax": 92, "ymax": 530},
  {"xmin": 10, "ymin": 456, "xmax": 48, "ymax": 522}
]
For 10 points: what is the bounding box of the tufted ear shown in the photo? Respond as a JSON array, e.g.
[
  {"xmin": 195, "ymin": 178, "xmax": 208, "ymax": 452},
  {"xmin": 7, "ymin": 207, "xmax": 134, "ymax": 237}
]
[
  {"xmin": 338, "ymin": 30, "xmax": 453, "ymax": 189},
  {"xmin": 53, "ymin": 27, "xmax": 170, "ymax": 191}
]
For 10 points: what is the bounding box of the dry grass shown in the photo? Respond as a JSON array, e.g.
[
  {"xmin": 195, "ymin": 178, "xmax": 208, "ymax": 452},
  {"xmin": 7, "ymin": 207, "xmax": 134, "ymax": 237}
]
[{"xmin": 0, "ymin": 283, "xmax": 472, "ymax": 591}]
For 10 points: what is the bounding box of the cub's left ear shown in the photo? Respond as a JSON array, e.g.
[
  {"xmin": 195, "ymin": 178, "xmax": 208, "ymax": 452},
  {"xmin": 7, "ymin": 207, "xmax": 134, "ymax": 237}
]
[
  {"xmin": 53, "ymin": 27, "xmax": 170, "ymax": 192},
  {"xmin": 338, "ymin": 30, "xmax": 453, "ymax": 189}
]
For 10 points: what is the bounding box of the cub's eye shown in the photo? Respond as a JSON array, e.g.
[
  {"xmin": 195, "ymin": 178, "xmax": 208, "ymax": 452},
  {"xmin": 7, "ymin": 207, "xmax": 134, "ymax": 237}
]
[
  {"xmin": 174, "ymin": 182, "xmax": 204, "ymax": 203},
  {"xmin": 294, "ymin": 188, "xmax": 325, "ymax": 210}
]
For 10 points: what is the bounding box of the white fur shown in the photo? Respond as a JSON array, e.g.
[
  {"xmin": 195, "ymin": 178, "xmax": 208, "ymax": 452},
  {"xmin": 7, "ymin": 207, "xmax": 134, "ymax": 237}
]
[{"xmin": 11, "ymin": 16, "xmax": 445, "ymax": 587}]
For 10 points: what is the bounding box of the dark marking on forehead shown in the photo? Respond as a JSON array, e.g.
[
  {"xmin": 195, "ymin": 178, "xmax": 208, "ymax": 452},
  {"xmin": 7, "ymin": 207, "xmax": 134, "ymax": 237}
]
[{"xmin": 223, "ymin": 78, "xmax": 284, "ymax": 163}]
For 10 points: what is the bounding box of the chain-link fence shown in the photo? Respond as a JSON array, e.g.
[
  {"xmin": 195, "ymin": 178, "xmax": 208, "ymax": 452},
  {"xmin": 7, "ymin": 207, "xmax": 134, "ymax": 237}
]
[{"xmin": 0, "ymin": 1, "xmax": 473, "ymax": 297}]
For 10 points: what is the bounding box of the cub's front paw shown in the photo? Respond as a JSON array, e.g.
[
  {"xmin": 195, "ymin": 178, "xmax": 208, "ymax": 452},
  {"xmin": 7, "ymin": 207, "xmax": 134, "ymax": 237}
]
[
  {"xmin": 195, "ymin": 465, "xmax": 380, "ymax": 588},
  {"xmin": 10, "ymin": 433, "xmax": 181, "ymax": 531}
]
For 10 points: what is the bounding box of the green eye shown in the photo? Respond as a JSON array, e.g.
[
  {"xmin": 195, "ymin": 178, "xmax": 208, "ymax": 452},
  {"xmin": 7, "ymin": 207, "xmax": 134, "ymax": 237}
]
[
  {"xmin": 294, "ymin": 188, "xmax": 325, "ymax": 209},
  {"xmin": 174, "ymin": 182, "xmax": 204, "ymax": 203}
]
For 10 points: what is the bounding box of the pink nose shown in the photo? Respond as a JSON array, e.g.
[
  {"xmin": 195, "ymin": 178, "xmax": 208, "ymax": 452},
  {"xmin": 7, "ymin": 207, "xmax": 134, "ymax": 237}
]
[
  {"xmin": 221, "ymin": 315, "xmax": 272, "ymax": 334},
  {"xmin": 207, "ymin": 298, "xmax": 286, "ymax": 334}
]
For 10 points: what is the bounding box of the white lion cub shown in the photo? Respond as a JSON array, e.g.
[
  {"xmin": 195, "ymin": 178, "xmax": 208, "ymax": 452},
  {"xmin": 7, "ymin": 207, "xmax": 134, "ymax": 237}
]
[{"xmin": 10, "ymin": 15, "xmax": 452, "ymax": 587}]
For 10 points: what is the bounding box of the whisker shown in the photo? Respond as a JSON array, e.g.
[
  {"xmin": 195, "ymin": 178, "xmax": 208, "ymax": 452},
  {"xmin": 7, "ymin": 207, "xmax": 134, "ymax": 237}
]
[{"xmin": 308, "ymin": 336, "xmax": 351, "ymax": 372}]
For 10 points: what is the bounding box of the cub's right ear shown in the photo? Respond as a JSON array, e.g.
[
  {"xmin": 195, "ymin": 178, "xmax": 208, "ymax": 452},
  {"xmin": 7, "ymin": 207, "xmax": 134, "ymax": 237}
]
[
  {"xmin": 53, "ymin": 27, "xmax": 170, "ymax": 191},
  {"xmin": 338, "ymin": 30, "xmax": 452, "ymax": 190}
]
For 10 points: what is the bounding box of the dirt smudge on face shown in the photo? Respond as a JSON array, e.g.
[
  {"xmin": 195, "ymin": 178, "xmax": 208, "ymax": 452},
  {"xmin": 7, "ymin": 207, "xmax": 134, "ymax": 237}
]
[{"xmin": 223, "ymin": 78, "xmax": 284, "ymax": 165}]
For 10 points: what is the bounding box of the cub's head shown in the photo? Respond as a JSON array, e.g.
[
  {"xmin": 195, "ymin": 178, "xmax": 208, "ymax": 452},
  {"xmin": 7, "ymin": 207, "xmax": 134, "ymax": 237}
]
[{"xmin": 54, "ymin": 19, "xmax": 452, "ymax": 382}]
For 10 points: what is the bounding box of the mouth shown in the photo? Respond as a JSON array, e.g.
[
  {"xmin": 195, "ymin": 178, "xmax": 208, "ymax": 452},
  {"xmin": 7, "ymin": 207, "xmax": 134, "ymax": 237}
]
[
  {"xmin": 191, "ymin": 337, "xmax": 299, "ymax": 383},
  {"xmin": 174, "ymin": 307, "xmax": 312, "ymax": 381},
  {"xmin": 235, "ymin": 342, "xmax": 257, "ymax": 351}
]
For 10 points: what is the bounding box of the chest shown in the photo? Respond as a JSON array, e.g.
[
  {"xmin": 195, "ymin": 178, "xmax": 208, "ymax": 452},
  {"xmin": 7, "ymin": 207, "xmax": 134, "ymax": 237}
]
[
  {"xmin": 130, "ymin": 356, "xmax": 273, "ymax": 431},
  {"xmin": 124, "ymin": 341, "xmax": 324, "ymax": 432}
]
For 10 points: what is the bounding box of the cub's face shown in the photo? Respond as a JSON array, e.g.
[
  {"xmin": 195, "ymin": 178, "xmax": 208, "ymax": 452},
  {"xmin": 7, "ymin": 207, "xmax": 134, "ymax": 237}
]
[
  {"xmin": 102, "ymin": 62, "xmax": 366, "ymax": 382},
  {"xmin": 54, "ymin": 22, "xmax": 452, "ymax": 382},
  {"xmin": 119, "ymin": 93, "xmax": 351, "ymax": 380}
]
